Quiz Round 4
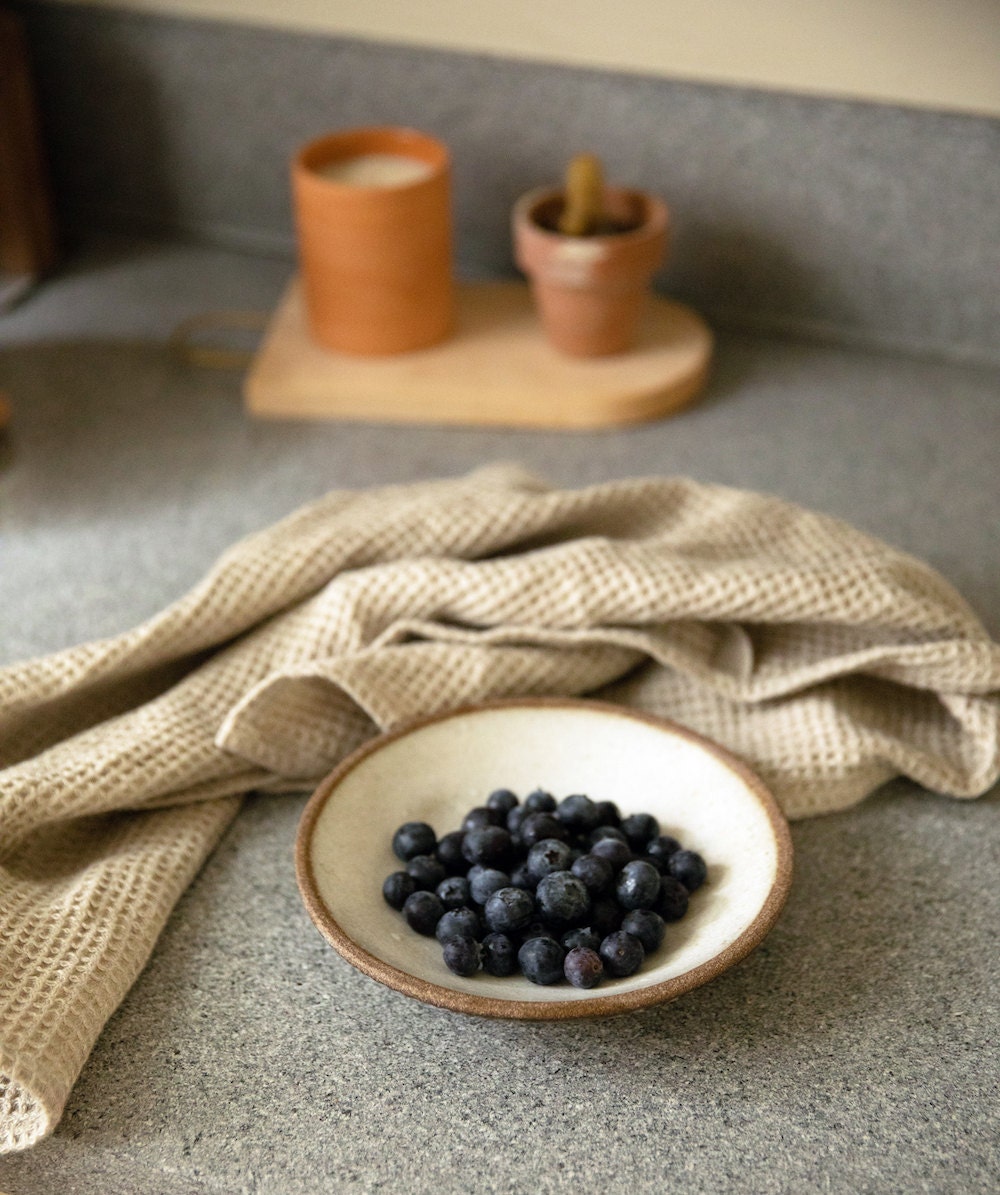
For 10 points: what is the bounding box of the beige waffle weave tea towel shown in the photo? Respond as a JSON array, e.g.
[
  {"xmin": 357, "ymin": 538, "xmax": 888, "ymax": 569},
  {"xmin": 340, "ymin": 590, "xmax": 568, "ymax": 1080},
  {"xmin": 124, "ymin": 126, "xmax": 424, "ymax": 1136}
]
[{"xmin": 3, "ymin": 465, "xmax": 1000, "ymax": 1152}]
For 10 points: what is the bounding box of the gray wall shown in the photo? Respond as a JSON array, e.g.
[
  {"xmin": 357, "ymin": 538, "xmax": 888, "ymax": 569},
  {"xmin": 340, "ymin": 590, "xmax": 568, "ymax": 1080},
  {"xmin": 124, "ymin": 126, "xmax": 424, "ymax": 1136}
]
[{"xmin": 16, "ymin": 3, "xmax": 1000, "ymax": 365}]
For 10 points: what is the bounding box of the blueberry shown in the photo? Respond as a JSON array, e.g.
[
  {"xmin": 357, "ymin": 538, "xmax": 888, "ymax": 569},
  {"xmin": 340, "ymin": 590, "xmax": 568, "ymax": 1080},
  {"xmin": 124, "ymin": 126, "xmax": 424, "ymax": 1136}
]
[
  {"xmin": 435, "ymin": 875, "xmax": 471, "ymax": 910},
  {"xmin": 620, "ymin": 813, "xmax": 660, "ymax": 851},
  {"xmin": 388, "ymin": 792, "xmax": 704, "ymax": 984},
  {"xmin": 668, "ymin": 849, "xmax": 708, "ymax": 892},
  {"xmin": 382, "ymin": 871, "xmax": 419, "ymax": 910},
  {"xmin": 589, "ymin": 837, "xmax": 632, "ymax": 871},
  {"xmin": 655, "ymin": 875, "xmax": 690, "ymax": 921},
  {"xmin": 436, "ymin": 830, "xmax": 468, "ymax": 875},
  {"xmin": 435, "ymin": 906, "xmax": 482, "ymax": 943},
  {"xmin": 442, "ymin": 936, "xmax": 482, "ymax": 977},
  {"xmin": 463, "ymin": 805, "xmax": 502, "ymax": 831},
  {"xmin": 469, "ymin": 867, "xmax": 511, "ymax": 905},
  {"xmin": 644, "ymin": 835, "xmax": 682, "ymax": 870},
  {"xmin": 481, "ymin": 932, "xmax": 518, "ymax": 977},
  {"xmin": 524, "ymin": 789, "xmax": 557, "ymax": 813},
  {"xmin": 535, "ymin": 872, "xmax": 591, "ymax": 927},
  {"xmin": 592, "ymin": 800, "xmax": 621, "ymax": 827},
  {"xmin": 638, "ymin": 854, "xmax": 665, "ymax": 874},
  {"xmin": 571, "ymin": 854, "xmax": 614, "ymax": 895},
  {"xmin": 518, "ymin": 935, "xmax": 566, "ymax": 985},
  {"xmin": 616, "ymin": 859, "xmax": 662, "ymax": 910},
  {"xmin": 406, "ymin": 854, "xmax": 446, "ymax": 890},
  {"xmin": 486, "ymin": 788, "xmax": 519, "ymax": 816},
  {"xmin": 518, "ymin": 812, "xmax": 567, "ymax": 848},
  {"xmin": 561, "ymin": 927, "xmax": 602, "ymax": 953},
  {"xmin": 588, "ymin": 825, "xmax": 628, "ymax": 846},
  {"xmin": 526, "ymin": 838, "xmax": 573, "ymax": 881},
  {"xmin": 392, "ymin": 821, "xmax": 437, "ymax": 862},
  {"xmin": 484, "ymin": 886, "xmax": 536, "ymax": 934},
  {"xmin": 506, "ymin": 806, "xmax": 529, "ymax": 836},
  {"xmin": 621, "ymin": 909, "xmax": 666, "ymax": 954},
  {"xmin": 402, "ymin": 890, "xmax": 445, "ymax": 935},
  {"xmin": 564, "ymin": 946, "xmax": 604, "ymax": 989},
  {"xmin": 462, "ymin": 825, "xmax": 512, "ymax": 866},
  {"xmin": 599, "ymin": 930, "xmax": 645, "ymax": 978},
  {"xmin": 555, "ymin": 793, "xmax": 601, "ymax": 833}
]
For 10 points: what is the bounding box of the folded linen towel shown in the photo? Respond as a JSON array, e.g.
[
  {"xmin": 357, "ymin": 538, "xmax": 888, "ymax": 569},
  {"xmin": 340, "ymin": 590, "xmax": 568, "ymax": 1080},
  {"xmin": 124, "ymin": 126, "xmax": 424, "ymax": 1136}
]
[{"xmin": 2, "ymin": 464, "xmax": 999, "ymax": 1152}]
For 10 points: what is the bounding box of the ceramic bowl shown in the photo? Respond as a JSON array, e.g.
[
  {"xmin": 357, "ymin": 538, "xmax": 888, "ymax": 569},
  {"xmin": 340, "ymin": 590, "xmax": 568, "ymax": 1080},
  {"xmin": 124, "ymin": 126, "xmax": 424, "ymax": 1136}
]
[{"xmin": 295, "ymin": 698, "xmax": 793, "ymax": 1019}]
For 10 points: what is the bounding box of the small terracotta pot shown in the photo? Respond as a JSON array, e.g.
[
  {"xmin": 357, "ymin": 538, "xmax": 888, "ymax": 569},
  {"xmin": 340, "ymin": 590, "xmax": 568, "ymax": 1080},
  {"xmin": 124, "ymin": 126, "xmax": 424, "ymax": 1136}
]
[
  {"xmin": 512, "ymin": 185, "xmax": 669, "ymax": 357},
  {"xmin": 293, "ymin": 126, "xmax": 454, "ymax": 356}
]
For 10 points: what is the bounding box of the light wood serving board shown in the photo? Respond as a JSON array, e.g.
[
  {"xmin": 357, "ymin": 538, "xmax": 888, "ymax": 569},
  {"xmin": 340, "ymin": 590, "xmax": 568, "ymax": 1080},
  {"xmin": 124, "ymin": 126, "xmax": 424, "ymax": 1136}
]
[{"xmin": 244, "ymin": 278, "xmax": 712, "ymax": 429}]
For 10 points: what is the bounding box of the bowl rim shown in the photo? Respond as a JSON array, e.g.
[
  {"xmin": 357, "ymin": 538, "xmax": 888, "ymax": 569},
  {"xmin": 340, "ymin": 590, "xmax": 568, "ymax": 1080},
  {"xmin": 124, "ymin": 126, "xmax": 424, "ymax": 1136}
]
[{"xmin": 295, "ymin": 696, "xmax": 794, "ymax": 1020}]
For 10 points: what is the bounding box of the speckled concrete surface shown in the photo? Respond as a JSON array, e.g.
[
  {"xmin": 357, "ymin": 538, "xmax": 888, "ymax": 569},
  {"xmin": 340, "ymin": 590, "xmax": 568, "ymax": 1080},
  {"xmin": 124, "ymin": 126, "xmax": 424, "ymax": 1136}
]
[{"xmin": 1, "ymin": 238, "xmax": 998, "ymax": 1193}]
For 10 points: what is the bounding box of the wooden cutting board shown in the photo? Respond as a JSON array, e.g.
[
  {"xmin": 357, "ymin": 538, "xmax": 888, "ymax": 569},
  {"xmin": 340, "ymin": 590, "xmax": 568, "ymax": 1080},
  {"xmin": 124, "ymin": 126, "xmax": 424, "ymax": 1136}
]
[{"xmin": 244, "ymin": 278, "xmax": 712, "ymax": 429}]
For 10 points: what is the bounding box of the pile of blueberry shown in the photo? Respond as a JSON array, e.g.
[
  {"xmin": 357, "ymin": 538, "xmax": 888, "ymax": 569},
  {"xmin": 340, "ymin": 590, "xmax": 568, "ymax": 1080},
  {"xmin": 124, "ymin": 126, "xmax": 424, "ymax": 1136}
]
[{"xmin": 381, "ymin": 788, "xmax": 707, "ymax": 989}]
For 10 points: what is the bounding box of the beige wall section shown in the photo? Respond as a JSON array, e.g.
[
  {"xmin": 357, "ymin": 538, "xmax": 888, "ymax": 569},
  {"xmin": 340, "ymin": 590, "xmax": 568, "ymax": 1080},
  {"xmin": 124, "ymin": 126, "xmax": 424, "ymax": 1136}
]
[{"xmin": 48, "ymin": 0, "xmax": 1000, "ymax": 117}]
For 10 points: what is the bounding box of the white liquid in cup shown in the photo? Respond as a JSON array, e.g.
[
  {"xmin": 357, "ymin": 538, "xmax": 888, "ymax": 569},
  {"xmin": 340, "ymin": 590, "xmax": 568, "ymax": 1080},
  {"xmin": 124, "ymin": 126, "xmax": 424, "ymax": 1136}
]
[{"xmin": 316, "ymin": 153, "xmax": 434, "ymax": 187}]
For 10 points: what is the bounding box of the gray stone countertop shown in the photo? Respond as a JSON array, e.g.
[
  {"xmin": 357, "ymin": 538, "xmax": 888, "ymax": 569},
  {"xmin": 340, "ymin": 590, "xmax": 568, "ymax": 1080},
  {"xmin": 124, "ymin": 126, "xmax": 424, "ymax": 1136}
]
[{"xmin": 1, "ymin": 237, "xmax": 998, "ymax": 1194}]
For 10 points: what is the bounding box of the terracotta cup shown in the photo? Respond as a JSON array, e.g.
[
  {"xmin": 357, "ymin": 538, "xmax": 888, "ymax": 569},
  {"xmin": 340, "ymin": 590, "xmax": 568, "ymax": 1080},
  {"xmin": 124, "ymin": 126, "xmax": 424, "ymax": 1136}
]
[
  {"xmin": 292, "ymin": 126, "xmax": 454, "ymax": 355},
  {"xmin": 512, "ymin": 185, "xmax": 669, "ymax": 357}
]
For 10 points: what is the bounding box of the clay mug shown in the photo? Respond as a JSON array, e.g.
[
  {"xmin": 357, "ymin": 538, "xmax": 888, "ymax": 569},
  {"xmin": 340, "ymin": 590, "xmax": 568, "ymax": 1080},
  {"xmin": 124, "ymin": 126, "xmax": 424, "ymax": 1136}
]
[{"xmin": 292, "ymin": 126, "xmax": 454, "ymax": 355}]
